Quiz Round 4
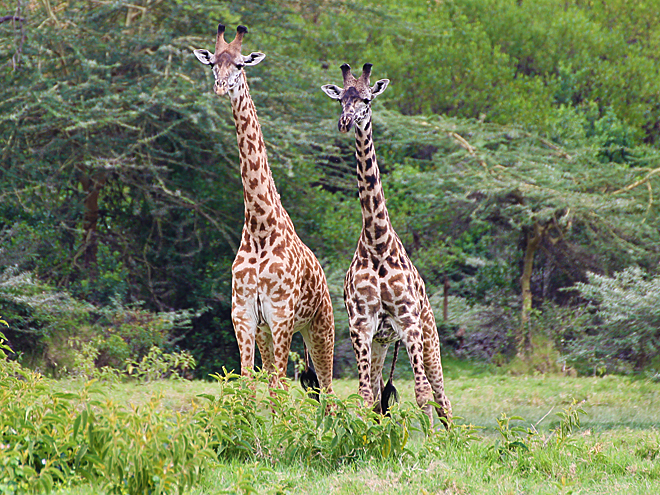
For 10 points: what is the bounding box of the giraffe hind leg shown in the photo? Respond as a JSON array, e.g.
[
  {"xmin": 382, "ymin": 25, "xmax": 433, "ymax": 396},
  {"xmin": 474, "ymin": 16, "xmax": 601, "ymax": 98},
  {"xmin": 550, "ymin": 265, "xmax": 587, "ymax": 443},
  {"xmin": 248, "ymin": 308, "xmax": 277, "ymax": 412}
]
[
  {"xmin": 269, "ymin": 319, "xmax": 295, "ymax": 389},
  {"xmin": 232, "ymin": 306, "xmax": 258, "ymax": 379},
  {"xmin": 304, "ymin": 295, "xmax": 335, "ymax": 395},
  {"xmin": 423, "ymin": 332, "xmax": 452, "ymax": 427},
  {"xmin": 402, "ymin": 323, "xmax": 435, "ymax": 426},
  {"xmin": 255, "ymin": 325, "xmax": 276, "ymax": 383}
]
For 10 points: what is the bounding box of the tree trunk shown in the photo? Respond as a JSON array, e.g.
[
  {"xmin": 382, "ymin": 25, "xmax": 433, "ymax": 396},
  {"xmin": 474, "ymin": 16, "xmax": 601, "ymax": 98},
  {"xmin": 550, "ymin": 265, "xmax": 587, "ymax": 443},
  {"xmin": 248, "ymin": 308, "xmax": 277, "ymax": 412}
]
[
  {"xmin": 79, "ymin": 172, "xmax": 107, "ymax": 268},
  {"xmin": 519, "ymin": 221, "xmax": 545, "ymax": 354},
  {"xmin": 443, "ymin": 276, "xmax": 449, "ymax": 321}
]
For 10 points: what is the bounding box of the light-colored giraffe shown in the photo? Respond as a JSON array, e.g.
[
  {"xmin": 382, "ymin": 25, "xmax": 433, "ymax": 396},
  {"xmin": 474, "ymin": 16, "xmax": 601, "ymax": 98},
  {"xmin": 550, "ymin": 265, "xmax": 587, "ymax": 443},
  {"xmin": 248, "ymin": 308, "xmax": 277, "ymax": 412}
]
[
  {"xmin": 322, "ymin": 63, "xmax": 451, "ymax": 426},
  {"xmin": 193, "ymin": 24, "xmax": 334, "ymax": 393}
]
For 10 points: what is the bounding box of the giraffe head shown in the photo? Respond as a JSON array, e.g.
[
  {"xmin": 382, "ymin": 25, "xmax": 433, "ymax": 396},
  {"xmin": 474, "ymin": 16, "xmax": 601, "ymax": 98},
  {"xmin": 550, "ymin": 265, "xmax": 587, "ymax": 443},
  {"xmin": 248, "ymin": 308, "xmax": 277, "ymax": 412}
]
[
  {"xmin": 321, "ymin": 63, "xmax": 389, "ymax": 133},
  {"xmin": 193, "ymin": 24, "xmax": 265, "ymax": 97}
]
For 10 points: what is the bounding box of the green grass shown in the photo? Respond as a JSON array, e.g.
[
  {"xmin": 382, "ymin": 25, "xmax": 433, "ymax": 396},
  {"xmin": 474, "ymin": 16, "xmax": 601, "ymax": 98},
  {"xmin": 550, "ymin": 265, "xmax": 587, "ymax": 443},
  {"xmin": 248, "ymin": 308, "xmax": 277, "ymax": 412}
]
[
  {"xmin": 190, "ymin": 374, "xmax": 660, "ymax": 494},
  {"xmin": 45, "ymin": 373, "xmax": 660, "ymax": 494},
  {"xmin": 53, "ymin": 371, "xmax": 660, "ymax": 431}
]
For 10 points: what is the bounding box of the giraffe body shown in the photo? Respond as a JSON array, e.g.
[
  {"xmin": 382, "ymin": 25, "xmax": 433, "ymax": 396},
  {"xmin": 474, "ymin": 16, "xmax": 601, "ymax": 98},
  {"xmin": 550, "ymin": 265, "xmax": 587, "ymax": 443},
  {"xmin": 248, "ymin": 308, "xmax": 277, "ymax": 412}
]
[
  {"xmin": 194, "ymin": 25, "xmax": 334, "ymax": 392},
  {"xmin": 322, "ymin": 64, "xmax": 450, "ymax": 425}
]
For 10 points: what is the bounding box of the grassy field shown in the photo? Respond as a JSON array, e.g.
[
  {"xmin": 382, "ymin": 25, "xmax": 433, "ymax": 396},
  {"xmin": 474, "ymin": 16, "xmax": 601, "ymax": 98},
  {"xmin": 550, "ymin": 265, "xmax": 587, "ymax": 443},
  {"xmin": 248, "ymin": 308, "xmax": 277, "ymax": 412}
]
[{"xmin": 48, "ymin": 369, "xmax": 660, "ymax": 495}]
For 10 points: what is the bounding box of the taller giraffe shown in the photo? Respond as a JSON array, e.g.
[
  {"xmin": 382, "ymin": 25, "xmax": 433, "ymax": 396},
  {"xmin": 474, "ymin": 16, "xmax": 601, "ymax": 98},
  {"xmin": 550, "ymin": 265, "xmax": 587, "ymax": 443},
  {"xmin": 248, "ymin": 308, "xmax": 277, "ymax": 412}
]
[
  {"xmin": 194, "ymin": 24, "xmax": 334, "ymax": 393},
  {"xmin": 322, "ymin": 64, "xmax": 451, "ymax": 426}
]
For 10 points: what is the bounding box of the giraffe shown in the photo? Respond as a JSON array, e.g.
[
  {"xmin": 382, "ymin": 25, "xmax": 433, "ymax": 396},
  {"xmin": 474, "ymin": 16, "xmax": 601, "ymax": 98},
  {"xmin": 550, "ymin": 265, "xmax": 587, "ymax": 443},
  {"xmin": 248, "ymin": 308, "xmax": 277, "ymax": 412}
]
[
  {"xmin": 193, "ymin": 24, "xmax": 334, "ymax": 394},
  {"xmin": 321, "ymin": 63, "xmax": 451, "ymax": 426}
]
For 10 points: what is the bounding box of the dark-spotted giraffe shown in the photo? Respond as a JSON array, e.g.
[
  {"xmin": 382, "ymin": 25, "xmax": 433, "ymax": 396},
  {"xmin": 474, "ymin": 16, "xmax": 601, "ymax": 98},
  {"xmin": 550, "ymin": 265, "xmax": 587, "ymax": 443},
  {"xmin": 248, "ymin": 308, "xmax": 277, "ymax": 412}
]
[
  {"xmin": 322, "ymin": 63, "xmax": 451, "ymax": 426},
  {"xmin": 193, "ymin": 24, "xmax": 334, "ymax": 393}
]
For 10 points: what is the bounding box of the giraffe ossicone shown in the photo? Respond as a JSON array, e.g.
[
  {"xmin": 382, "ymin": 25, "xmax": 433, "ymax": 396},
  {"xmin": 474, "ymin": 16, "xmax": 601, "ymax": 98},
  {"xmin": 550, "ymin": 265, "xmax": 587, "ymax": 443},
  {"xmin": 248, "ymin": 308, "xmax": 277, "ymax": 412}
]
[
  {"xmin": 322, "ymin": 63, "xmax": 452, "ymax": 427},
  {"xmin": 193, "ymin": 24, "xmax": 335, "ymax": 395}
]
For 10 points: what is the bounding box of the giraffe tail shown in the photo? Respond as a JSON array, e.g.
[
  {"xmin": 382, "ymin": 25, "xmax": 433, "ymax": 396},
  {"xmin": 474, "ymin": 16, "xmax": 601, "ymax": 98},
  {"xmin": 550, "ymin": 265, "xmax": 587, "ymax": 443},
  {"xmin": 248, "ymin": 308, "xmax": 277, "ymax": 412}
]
[
  {"xmin": 300, "ymin": 341, "xmax": 320, "ymax": 402},
  {"xmin": 381, "ymin": 339, "xmax": 401, "ymax": 417}
]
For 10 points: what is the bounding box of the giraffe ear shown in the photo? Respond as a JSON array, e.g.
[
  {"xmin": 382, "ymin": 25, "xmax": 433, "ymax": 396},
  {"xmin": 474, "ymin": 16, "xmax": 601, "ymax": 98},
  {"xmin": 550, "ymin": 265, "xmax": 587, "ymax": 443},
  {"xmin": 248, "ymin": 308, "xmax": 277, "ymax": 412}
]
[
  {"xmin": 321, "ymin": 84, "xmax": 342, "ymax": 100},
  {"xmin": 193, "ymin": 49, "xmax": 214, "ymax": 65},
  {"xmin": 371, "ymin": 79, "xmax": 390, "ymax": 98},
  {"xmin": 243, "ymin": 52, "xmax": 266, "ymax": 66}
]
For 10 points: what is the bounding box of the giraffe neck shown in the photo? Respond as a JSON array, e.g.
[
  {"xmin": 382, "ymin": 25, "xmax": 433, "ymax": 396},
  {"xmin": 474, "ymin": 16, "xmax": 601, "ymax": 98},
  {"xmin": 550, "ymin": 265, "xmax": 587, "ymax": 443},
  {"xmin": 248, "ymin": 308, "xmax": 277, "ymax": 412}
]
[
  {"xmin": 354, "ymin": 116, "xmax": 393, "ymax": 253},
  {"xmin": 229, "ymin": 72, "xmax": 282, "ymax": 235}
]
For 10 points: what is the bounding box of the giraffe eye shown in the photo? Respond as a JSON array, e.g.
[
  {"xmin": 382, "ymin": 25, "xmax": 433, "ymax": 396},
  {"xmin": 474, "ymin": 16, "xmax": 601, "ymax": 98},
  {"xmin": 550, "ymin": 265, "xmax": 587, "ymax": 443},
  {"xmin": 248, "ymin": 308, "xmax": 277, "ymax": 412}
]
[
  {"xmin": 363, "ymin": 98, "xmax": 371, "ymax": 104},
  {"xmin": 236, "ymin": 63, "xmax": 245, "ymax": 70}
]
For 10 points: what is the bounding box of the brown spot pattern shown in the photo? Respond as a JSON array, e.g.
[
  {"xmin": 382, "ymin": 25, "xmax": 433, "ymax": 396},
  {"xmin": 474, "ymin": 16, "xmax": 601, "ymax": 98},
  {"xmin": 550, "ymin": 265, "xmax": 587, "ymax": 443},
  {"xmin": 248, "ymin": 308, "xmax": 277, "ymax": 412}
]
[
  {"xmin": 337, "ymin": 81, "xmax": 452, "ymax": 426},
  {"xmin": 203, "ymin": 44, "xmax": 336, "ymax": 395}
]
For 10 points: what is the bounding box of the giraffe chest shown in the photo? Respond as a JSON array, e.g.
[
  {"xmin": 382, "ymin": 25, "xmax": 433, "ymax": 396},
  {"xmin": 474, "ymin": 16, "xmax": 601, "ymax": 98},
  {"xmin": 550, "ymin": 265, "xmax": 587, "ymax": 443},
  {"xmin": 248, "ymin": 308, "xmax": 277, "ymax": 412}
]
[{"xmin": 345, "ymin": 245, "xmax": 424, "ymax": 340}]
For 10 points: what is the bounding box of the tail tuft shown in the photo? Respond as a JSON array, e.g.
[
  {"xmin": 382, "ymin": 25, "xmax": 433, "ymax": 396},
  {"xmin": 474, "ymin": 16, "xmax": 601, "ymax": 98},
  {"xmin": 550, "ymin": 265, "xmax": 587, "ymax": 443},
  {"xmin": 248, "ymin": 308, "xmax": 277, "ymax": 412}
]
[
  {"xmin": 380, "ymin": 378, "xmax": 399, "ymax": 416},
  {"xmin": 381, "ymin": 339, "xmax": 402, "ymax": 416}
]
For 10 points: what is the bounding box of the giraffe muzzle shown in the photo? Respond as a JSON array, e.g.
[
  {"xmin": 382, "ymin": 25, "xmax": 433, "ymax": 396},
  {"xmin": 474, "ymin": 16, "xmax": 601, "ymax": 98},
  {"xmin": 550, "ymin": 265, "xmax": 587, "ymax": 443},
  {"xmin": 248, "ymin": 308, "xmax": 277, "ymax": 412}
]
[
  {"xmin": 339, "ymin": 114, "xmax": 354, "ymax": 133},
  {"xmin": 214, "ymin": 80, "xmax": 229, "ymax": 96}
]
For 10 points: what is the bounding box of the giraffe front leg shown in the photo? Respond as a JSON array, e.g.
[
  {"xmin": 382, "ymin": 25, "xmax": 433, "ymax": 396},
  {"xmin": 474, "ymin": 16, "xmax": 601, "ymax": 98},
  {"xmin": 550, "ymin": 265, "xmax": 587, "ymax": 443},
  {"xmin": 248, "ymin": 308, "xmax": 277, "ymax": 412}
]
[
  {"xmin": 255, "ymin": 325, "xmax": 276, "ymax": 384},
  {"xmin": 403, "ymin": 323, "xmax": 435, "ymax": 427},
  {"xmin": 270, "ymin": 320, "xmax": 294, "ymax": 390},
  {"xmin": 232, "ymin": 305, "xmax": 258, "ymax": 379}
]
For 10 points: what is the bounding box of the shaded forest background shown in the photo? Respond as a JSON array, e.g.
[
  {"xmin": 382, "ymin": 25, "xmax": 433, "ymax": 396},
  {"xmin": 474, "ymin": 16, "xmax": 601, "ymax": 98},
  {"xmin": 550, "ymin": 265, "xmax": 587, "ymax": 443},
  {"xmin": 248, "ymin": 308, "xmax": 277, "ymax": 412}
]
[{"xmin": 2, "ymin": 0, "xmax": 660, "ymax": 379}]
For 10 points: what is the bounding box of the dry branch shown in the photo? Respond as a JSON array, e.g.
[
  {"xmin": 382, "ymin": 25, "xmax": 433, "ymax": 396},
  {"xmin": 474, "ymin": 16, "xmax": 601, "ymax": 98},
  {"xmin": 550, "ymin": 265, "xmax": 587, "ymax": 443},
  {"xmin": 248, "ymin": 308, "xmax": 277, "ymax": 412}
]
[
  {"xmin": 0, "ymin": 15, "xmax": 24, "ymax": 23},
  {"xmin": 612, "ymin": 167, "xmax": 660, "ymax": 195}
]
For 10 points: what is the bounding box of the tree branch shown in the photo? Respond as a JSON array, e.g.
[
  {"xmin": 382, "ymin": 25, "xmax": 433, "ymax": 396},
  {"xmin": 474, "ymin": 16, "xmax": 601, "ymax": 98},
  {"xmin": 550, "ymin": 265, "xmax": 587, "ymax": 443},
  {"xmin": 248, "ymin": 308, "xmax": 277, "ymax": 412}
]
[
  {"xmin": 612, "ymin": 167, "xmax": 660, "ymax": 195},
  {"xmin": 0, "ymin": 15, "xmax": 24, "ymax": 23}
]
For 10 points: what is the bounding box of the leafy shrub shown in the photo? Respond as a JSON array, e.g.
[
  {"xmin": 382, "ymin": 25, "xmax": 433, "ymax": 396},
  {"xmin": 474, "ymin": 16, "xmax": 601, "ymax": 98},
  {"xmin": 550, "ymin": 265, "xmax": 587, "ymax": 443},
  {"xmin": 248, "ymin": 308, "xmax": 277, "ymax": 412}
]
[
  {"xmin": 0, "ymin": 268, "xmax": 93, "ymax": 369},
  {"xmin": 568, "ymin": 267, "xmax": 660, "ymax": 370},
  {"xmin": 505, "ymin": 333, "xmax": 564, "ymax": 376},
  {"xmin": 0, "ymin": 371, "xmax": 215, "ymax": 494},
  {"xmin": 0, "ymin": 268, "xmax": 197, "ymax": 378},
  {"xmin": 96, "ymin": 304, "xmax": 191, "ymax": 361},
  {"xmin": 0, "ymin": 316, "xmax": 10, "ymax": 359},
  {"xmin": 437, "ymin": 295, "xmax": 519, "ymax": 363},
  {"xmin": 1, "ymin": 355, "xmax": 602, "ymax": 495},
  {"xmin": 198, "ymin": 371, "xmax": 424, "ymax": 468},
  {"xmin": 269, "ymin": 393, "xmax": 418, "ymax": 466},
  {"xmin": 489, "ymin": 413, "xmax": 535, "ymax": 460},
  {"xmin": 125, "ymin": 346, "xmax": 196, "ymax": 382}
]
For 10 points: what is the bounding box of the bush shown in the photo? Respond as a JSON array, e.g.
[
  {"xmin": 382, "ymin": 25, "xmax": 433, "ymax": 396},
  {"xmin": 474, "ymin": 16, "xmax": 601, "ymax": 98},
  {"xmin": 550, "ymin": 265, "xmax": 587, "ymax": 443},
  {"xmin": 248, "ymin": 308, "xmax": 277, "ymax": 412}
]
[
  {"xmin": 0, "ymin": 268, "xmax": 93, "ymax": 370},
  {"xmin": 568, "ymin": 267, "xmax": 660, "ymax": 371},
  {"xmin": 0, "ymin": 268, "xmax": 197, "ymax": 378}
]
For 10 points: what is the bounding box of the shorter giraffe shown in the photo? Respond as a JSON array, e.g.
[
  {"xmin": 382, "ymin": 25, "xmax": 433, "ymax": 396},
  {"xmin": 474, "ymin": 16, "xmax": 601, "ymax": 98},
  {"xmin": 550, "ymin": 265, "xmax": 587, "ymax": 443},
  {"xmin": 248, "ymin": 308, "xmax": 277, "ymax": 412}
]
[
  {"xmin": 322, "ymin": 63, "xmax": 451, "ymax": 426},
  {"xmin": 193, "ymin": 24, "xmax": 334, "ymax": 394}
]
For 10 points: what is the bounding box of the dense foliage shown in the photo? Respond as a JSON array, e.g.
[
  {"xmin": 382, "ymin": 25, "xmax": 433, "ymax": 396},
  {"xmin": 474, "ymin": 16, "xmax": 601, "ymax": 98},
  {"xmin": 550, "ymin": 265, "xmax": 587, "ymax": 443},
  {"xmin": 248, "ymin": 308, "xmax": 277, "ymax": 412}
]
[{"xmin": 1, "ymin": 0, "xmax": 659, "ymax": 376}]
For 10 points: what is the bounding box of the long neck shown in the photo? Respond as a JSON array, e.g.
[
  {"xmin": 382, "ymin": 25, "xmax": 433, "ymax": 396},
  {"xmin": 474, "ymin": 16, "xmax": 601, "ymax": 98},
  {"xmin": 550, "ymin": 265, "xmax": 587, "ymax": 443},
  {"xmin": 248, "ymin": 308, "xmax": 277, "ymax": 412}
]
[
  {"xmin": 354, "ymin": 116, "xmax": 393, "ymax": 252},
  {"xmin": 229, "ymin": 73, "xmax": 282, "ymax": 234}
]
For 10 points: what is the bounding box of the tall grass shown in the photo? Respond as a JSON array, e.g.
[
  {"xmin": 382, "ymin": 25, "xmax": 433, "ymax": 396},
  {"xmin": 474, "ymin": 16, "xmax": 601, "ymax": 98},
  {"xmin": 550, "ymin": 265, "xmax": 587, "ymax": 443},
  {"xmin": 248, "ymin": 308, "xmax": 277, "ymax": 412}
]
[{"xmin": 3, "ymin": 362, "xmax": 660, "ymax": 494}]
